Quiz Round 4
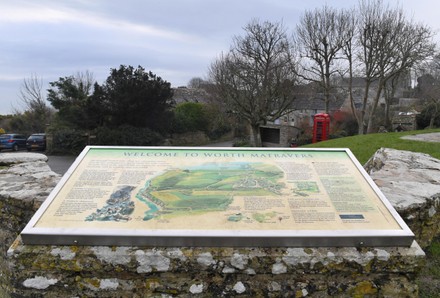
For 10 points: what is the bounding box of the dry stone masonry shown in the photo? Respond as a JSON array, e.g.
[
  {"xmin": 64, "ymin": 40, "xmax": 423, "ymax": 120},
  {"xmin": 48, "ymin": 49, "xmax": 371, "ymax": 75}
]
[
  {"xmin": 0, "ymin": 153, "xmax": 59, "ymax": 247},
  {"xmin": 2, "ymin": 148, "xmax": 439, "ymax": 296},
  {"xmin": 365, "ymin": 147, "xmax": 440, "ymax": 248},
  {"xmin": 5, "ymin": 239, "xmax": 424, "ymax": 297},
  {"xmin": 0, "ymin": 153, "xmax": 60, "ymax": 296}
]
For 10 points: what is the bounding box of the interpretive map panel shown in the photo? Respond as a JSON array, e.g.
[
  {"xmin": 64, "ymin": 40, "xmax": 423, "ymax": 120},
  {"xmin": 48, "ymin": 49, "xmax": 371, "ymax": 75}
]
[{"xmin": 21, "ymin": 146, "xmax": 414, "ymax": 247}]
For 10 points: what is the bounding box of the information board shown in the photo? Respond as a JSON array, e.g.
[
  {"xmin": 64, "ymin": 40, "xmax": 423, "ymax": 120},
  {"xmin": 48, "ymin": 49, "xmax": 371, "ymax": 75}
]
[{"xmin": 21, "ymin": 146, "xmax": 414, "ymax": 247}]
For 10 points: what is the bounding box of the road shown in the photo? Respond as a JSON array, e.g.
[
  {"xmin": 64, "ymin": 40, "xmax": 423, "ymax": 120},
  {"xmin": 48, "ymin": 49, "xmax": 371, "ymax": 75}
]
[
  {"xmin": 0, "ymin": 150, "xmax": 78, "ymax": 175},
  {"xmin": 46, "ymin": 155, "xmax": 79, "ymax": 175}
]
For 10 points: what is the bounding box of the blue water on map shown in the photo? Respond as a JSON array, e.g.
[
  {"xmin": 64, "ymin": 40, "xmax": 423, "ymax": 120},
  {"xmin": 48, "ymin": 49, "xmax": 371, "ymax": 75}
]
[{"xmin": 136, "ymin": 180, "xmax": 159, "ymax": 221}]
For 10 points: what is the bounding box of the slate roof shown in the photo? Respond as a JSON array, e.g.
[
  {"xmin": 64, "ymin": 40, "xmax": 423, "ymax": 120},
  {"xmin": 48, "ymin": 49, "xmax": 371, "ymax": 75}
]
[
  {"xmin": 290, "ymin": 95, "xmax": 346, "ymax": 111},
  {"xmin": 172, "ymin": 87, "xmax": 210, "ymax": 104},
  {"xmin": 171, "ymin": 86, "xmax": 346, "ymax": 112}
]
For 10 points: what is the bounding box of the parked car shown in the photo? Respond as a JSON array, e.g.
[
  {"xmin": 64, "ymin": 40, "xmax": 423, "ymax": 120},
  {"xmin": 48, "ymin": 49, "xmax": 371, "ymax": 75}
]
[
  {"xmin": 26, "ymin": 133, "xmax": 47, "ymax": 151},
  {"xmin": 0, "ymin": 133, "xmax": 27, "ymax": 151}
]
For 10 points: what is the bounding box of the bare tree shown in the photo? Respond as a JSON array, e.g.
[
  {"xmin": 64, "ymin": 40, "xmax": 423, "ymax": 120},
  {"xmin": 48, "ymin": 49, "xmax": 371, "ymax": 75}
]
[
  {"xmin": 296, "ymin": 6, "xmax": 353, "ymax": 113},
  {"xmin": 357, "ymin": 0, "xmax": 435, "ymax": 133},
  {"xmin": 187, "ymin": 77, "xmax": 207, "ymax": 89},
  {"xmin": 72, "ymin": 70, "xmax": 95, "ymax": 100},
  {"xmin": 339, "ymin": 9, "xmax": 360, "ymax": 131},
  {"xmin": 209, "ymin": 20, "xmax": 298, "ymax": 146},
  {"xmin": 382, "ymin": 70, "xmax": 410, "ymax": 130},
  {"xmin": 17, "ymin": 74, "xmax": 54, "ymax": 133},
  {"xmin": 19, "ymin": 74, "xmax": 47, "ymax": 113}
]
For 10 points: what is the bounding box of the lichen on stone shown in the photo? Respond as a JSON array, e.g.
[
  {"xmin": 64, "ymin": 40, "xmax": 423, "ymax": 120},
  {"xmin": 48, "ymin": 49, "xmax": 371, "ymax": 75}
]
[
  {"xmin": 272, "ymin": 259, "xmax": 287, "ymax": 274},
  {"xmin": 230, "ymin": 252, "xmax": 248, "ymax": 270},
  {"xmin": 196, "ymin": 252, "xmax": 216, "ymax": 267},
  {"xmin": 91, "ymin": 246, "xmax": 131, "ymax": 265},
  {"xmin": 135, "ymin": 249, "xmax": 170, "ymax": 273},
  {"xmin": 99, "ymin": 278, "xmax": 119, "ymax": 290},
  {"xmin": 189, "ymin": 283, "xmax": 203, "ymax": 294},
  {"xmin": 233, "ymin": 281, "xmax": 246, "ymax": 294},
  {"xmin": 51, "ymin": 247, "xmax": 76, "ymax": 260},
  {"xmin": 22, "ymin": 276, "xmax": 58, "ymax": 290}
]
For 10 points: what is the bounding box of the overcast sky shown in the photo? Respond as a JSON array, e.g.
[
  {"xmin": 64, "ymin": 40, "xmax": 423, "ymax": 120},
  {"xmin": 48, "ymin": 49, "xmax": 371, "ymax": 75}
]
[{"xmin": 1, "ymin": 0, "xmax": 439, "ymax": 115}]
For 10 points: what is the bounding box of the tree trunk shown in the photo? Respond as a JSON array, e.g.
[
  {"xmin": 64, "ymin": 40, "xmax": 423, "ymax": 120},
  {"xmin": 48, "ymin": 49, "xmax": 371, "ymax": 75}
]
[
  {"xmin": 367, "ymin": 83, "xmax": 384, "ymax": 134},
  {"xmin": 366, "ymin": 114, "xmax": 375, "ymax": 134},
  {"xmin": 357, "ymin": 110, "xmax": 365, "ymax": 135},
  {"xmin": 384, "ymin": 77, "xmax": 398, "ymax": 131},
  {"xmin": 250, "ymin": 124, "xmax": 262, "ymax": 147},
  {"xmin": 429, "ymin": 106, "xmax": 437, "ymax": 129},
  {"xmin": 358, "ymin": 81, "xmax": 371, "ymax": 135},
  {"xmin": 384, "ymin": 99, "xmax": 391, "ymax": 130},
  {"xmin": 429, "ymin": 115, "xmax": 435, "ymax": 129}
]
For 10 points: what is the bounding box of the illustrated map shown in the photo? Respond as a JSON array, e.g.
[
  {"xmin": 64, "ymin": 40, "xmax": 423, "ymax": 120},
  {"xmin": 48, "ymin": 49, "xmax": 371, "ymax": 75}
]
[{"xmin": 86, "ymin": 162, "xmax": 286, "ymax": 223}]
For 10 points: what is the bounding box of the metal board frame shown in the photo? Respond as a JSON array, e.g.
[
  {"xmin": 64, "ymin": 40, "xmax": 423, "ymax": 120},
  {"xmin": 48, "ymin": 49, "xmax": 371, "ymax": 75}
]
[{"xmin": 21, "ymin": 146, "xmax": 414, "ymax": 247}]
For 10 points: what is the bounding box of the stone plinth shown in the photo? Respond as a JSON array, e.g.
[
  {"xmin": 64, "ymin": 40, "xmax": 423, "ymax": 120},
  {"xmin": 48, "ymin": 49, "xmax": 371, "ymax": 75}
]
[
  {"xmin": 0, "ymin": 150, "xmax": 434, "ymax": 297},
  {"xmin": 6, "ymin": 236, "xmax": 424, "ymax": 297},
  {"xmin": 365, "ymin": 147, "xmax": 440, "ymax": 248},
  {"xmin": 0, "ymin": 153, "xmax": 60, "ymax": 247}
]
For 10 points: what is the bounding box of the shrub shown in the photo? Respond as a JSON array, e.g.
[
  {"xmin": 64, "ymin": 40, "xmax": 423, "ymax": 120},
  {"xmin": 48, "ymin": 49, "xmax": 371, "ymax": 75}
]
[
  {"xmin": 93, "ymin": 125, "xmax": 163, "ymax": 146},
  {"xmin": 233, "ymin": 138, "xmax": 251, "ymax": 147},
  {"xmin": 49, "ymin": 128, "xmax": 88, "ymax": 155},
  {"xmin": 206, "ymin": 125, "xmax": 231, "ymax": 140},
  {"xmin": 172, "ymin": 102, "xmax": 208, "ymax": 133},
  {"xmin": 331, "ymin": 110, "xmax": 359, "ymax": 136},
  {"xmin": 416, "ymin": 103, "xmax": 440, "ymax": 129},
  {"xmin": 47, "ymin": 125, "xmax": 164, "ymax": 154}
]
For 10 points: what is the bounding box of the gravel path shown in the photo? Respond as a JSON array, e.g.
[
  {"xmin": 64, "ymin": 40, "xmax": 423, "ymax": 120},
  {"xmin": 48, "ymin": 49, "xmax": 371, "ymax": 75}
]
[{"xmin": 401, "ymin": 132, "xmax": 440, "ymax": 142}]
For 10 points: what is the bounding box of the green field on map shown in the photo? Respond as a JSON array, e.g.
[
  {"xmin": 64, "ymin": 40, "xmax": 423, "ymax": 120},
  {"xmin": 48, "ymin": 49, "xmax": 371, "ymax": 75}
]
[{"xmin": 137, "ymin": 162, "xmax": 284, "ymax": 220}]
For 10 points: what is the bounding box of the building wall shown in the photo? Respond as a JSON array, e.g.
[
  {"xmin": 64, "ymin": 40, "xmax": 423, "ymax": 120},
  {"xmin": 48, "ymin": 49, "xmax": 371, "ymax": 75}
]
[
  {"xmin": 260, "ymin": 124, "xmax": 301, "ymax": 147},
  {"xmin": 392, "ymin": 114, "xmax": 418, "ymax": 131}
]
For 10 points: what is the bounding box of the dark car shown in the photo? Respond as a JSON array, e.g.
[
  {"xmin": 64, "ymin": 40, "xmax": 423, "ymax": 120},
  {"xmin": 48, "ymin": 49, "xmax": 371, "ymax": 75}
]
[
  {"xmin": 0, "ymin": 133, "xmax": 27, "ymax": 151},
  {"xmin": 26, "ymin": 133, "xmax": 47, "ymax": 151}
]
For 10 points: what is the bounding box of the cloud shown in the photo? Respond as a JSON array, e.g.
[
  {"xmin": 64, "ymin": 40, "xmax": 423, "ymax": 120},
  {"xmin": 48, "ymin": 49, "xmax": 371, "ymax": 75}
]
[
  {"xmin": 0, "ymin": 1, "xmax": 199, "ymax": 43},
  {"xmin": 1, "ymin": 0, "xmax": 440, "ymax": 115}
]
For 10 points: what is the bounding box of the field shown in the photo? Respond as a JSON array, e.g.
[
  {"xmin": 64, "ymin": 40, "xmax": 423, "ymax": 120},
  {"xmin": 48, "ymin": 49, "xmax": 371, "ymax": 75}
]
[
  {"xmin": 142, "ymin": 163, "xmax": 284, "ymax": 217},
  {"xmin": 305, "ymin": 128, "xmax": 440, "ymax": 297}
]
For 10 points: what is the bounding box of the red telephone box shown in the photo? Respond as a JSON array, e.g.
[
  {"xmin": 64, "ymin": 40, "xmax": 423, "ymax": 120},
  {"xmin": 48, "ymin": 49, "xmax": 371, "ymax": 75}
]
[{"xmin": 312, "ymin": 113, "xmax": 330, "ymax": 143}]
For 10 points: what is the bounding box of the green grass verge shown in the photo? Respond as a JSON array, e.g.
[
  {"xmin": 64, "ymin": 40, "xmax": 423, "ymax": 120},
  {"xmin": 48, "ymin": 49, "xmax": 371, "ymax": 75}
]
[{"xmin": 302, "ymin": 128, "xmax": 440, "ymax": 165}]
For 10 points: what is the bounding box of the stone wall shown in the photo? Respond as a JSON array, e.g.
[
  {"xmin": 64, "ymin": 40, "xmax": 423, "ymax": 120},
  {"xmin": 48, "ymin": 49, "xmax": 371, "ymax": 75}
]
[
  {"xmin": 0, "ymin": 153, "xmax": 60, "ymax": 246},
  {"xmin": 6, "ymin": 238, "xmax": 424, "ymax": 297},
  {"xmin": 0, "ymin": 153, "xmax": 60, "ymax": 296},
  {"xmin": 2, "ymin": 149, "xmax": 438, "ymax": 297},
  {"xmin": 364, "ymin": 147, "xmax": 440, "ymax": 249},
  {"xmin": 392, "ymin": 114, "xmax": 418, "ymax": 131}
]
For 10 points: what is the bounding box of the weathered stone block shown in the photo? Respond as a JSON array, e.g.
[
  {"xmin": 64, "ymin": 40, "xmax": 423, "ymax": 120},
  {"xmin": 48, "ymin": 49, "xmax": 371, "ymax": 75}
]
[
  {"xmin": 0, "ymin": 153, "xmax": 60, "ymax": 248},
  {"xmin": 365, "ymin": 147, "xmax": 440, "ymax": 248}
]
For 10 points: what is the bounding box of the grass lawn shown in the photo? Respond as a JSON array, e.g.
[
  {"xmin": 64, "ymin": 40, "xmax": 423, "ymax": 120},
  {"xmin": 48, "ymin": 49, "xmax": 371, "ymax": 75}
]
[
  {"xmin": 302, "ymin": 128, "xmax": 440, "ymax": 165},
  {"xmin": 303, "ymin": 128, "xmax": 440, "ymax": 297}
]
